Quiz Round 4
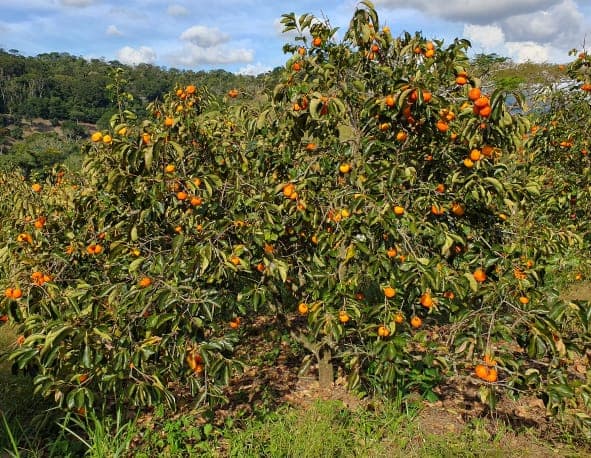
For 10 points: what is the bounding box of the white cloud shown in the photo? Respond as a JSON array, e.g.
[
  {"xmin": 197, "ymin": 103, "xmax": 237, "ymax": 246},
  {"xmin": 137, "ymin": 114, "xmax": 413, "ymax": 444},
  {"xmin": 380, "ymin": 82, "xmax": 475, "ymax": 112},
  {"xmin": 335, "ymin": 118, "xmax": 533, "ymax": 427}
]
[
  {"xmin": 464, "ymin": 24, "xmax": 505, "ymax": 49},
  {"xmin": 375, "ymin": 0, "xmax": 560, "ymax": 24},
  {"xmin": 238, "ymin": 62, "xmax": 272, "ymax": 75},
  {"xmin": 501, "ymin": 0, "xmax": 584, "ymax": 46},
  {"xmin": 106, "ymin": 25, "xmax": 123, "ymax": 37},
  {"xmin": 506, "ymin": 41, "xmax": 550, "ymax": 62},
  {"xmin": 179, "ymin": 25, "xmax": 230, "ymax": 48},
  {"xmin": 60, "ymin": 0, "xmax": 95, "ymax": 7},
  {"xmin": 117, "ymin": 46, "xmax": 156, "ymax": 65},
  {"xmin": 171, "ymin": 43, "xmax": 253, "ymax": 66},
  {"xmin": 167, "ymin": 4, "xmax": 189, "ymax": 17}
]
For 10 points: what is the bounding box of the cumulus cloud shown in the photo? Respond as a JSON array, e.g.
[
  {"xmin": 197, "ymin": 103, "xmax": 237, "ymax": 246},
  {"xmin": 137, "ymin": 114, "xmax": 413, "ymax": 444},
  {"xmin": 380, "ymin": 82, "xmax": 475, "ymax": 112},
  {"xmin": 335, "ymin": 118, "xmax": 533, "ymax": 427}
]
[
  {"xmin": 464, "ymin": 24, "xmax": 505, "ymax": 50},
  {"xmin": 167, "ymin": 4, "xmax": 189, "ymax": 17},
  {"xmin": 106, "ymin": 25, "xmax": 123, "ymax": 37},
  {"xmin": 180, "ymin": 25, "xmax": 230, "ymax": 48},
  {"xmin": 171, "ymin": 44, "xmax": 253, "ymax": 66},
  {"xmin": 501, "ymin": 0, "xmax": 584, "ymax": 46},
  {"xmin": 375, "ymin": 0, "xmax": 560, "ymax": 24},
  {"xmin": 60, "ymin": 0, "xmax": 95, "ymax": 7},
  {"xmin": 505, "ymin": 41, "xmax": 550, "ymax": 62},
  {"xmin": 117, "ymin": 46, "xmax": 156, "ymax": 65},
  {"xmin": 238, "ymin": 62, "xmax": 272, "ymax": 75}
]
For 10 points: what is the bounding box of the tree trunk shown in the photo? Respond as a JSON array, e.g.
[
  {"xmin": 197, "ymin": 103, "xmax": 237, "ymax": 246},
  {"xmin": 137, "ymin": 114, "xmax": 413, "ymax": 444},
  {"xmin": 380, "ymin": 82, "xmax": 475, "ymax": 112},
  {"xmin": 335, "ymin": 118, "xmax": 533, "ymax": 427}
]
[{"xmin": 318, "ymin": 348, "xmax": 333, "ymax": 388}]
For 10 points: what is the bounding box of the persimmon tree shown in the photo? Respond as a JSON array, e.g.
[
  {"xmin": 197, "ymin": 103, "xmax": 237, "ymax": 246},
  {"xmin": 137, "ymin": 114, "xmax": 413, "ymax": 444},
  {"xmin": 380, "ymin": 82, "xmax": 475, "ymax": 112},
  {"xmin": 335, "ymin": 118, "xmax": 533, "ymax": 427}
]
[{"xmin": 0, "ymin": 0, "xmax": 589, "ymax": 430}]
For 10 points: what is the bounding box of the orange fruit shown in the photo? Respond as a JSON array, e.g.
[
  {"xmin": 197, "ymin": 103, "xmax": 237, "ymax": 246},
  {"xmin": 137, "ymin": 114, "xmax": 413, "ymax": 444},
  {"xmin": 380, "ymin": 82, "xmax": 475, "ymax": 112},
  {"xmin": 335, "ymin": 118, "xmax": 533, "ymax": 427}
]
[
  {"xmin": 230, "ymin": 256, "xmax": 241, "ymax": 266},
  {"xmin": 298, "ymin": 303, "xmax": 309, "ymax": 315},
  {"xmin": 292, "ymin": 62, "xmax": 301, "ymax": 72},
  {"xmin": 436, "ymin": 120, "xmax": 449, "ymax": 132},
  {"xmin": 396, "ymin": 131, "xmax": 407, "ymax": 142},
  {"xmin": 485, "ymin": 368, "xmax": 498, "ymax": 383},
  {"xmin": 424, "ymin": 49, "xmax": 435, "ymax": 58},
  {"xmin": 431, "ymin": 204, "xmax": 445, "ymax": 216},
  {"xmin": 91, "ymin": 132, "xmax": 103, "ymax": 142},
  {"xmin": 138, "ymin": 277, "xmax": 152, "ymax": 288},
  {"xmin": 312, "ymin": 37, "xmax": 322, "ymax": 47},
  {"xmin": 443, "ymin": 291, "xmax": 455, "ymax": 300},
  {"xmin": 31, "ymin": 183, "xmax": 42, "ymax": 193},
  {"xmin": 229, "ymin": 317, "xmax": 241, "ymax": 329},
  {"xmin": 519, "ymin": 296, "xmax": 529, "ymax": 304},
  {"xmin": 474, "ymin": 96, "xmax": 490, "ymax": 109},
  {"xmin": 34, "ymin": 216, "xmax": 46, "ymax": 229},
  {"xmin": 468, "ymin": 87, "xmax": 481, "ymax": 101},
  {"xmin": 478, "ymin": 105, "xmax": 491, "ymax": 117},
  {"xmin": 386, "ymin": 247, "xmax": 397, "ymax": 258},
  {"xmin": 186, "ymin": 84, "xmax": 196, "ymax": 94},
  {"xmin": 385, "ymin": 95, "xmax": 396, "ymax": 107},
  {"xmin": 339, "ymin": 163, "xmax": 351, "ymax": 174},
  {"xmin": 377, "ymin": 325, "xmax": 391, "ymax": 337},
  {"xmin": 394, "ymin": 313, "xmax": 404, "ymax": 324},
  {"xmin": 176, "ymin": 191, "xmax": 188, "ymax": 201},
  {"xmin": 420, "ymin": 292, "xmax": 433, "ymax": 308},
  {"xmin": 473, "ymin": 268, "xmax": 487, "ymax": 283},
  {"xmin": 338, "ymin": 310, "xmax": 350, "ymax": 323},
  {"xmin": 451, "ymin": 202, "xmax": 465, "ymax": 216},
  {"xmin": 103, "ymin": 134, "xmax": 112, "ymax": 144},
  {"xmin": 410, "ymin": 316, "xmax": 422, "ymax": 329},
  {"xmin": 17, "ymin": 233, "xmax": 33, "ymax": 243},
  {"xmin": 393, "ymin": 205, "xmax": 404, "ymax": 216},
  {"xmin": 165, "ymin": 164, "xmax": 176, "ymax": 173},
  {"xmin": 463, "ymin": 158, "xmax": 474, "ymax": 168},
  {"xmin": 164, "ymin": 117, "xmax": 174, "ymax": 127},
  {"xmin": 283, "ymin": 183, "xmax": 295, "ymax": 198},
  {"xmin": 228, "ymin": 89, "xmax": 239, "ymax": 98},
  {"xmin": 455, "ymin": 75, "xmax": 467, "ymax": 85},
  {"xmin": 190, "ymin": 196, "xmax": 203, "ymax": 207},
  {"xmin": 435, "ymin": 183, "xmax": 445, "ymax": 193},
  {"xmin": 469, "ymin": 149, "xmax": 481, "ymax": 161},
  {"xmin": 474, "ymin": 364, "xmax": 489, "ymax": 380},
  {"xmin": 384, "ymin": 286, "xmax": 396, "ymax": 298}
]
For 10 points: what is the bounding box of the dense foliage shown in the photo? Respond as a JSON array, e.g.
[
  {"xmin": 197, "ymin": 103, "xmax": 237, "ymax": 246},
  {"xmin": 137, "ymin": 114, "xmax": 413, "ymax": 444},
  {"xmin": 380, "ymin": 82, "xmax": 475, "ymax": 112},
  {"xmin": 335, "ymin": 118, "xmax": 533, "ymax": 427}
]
[{"xmin": 0, "ymin": 0, "xmax": 590, "ymax": 435}]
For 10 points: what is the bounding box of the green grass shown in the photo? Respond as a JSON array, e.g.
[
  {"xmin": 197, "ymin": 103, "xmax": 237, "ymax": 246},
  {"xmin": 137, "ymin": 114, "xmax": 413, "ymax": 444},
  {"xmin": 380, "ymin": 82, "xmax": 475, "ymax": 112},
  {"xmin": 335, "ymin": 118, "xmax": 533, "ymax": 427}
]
[
  {"xmin": 1, "ymin": 322, "xmax": 590, "ymax": 457},
  {"xmin": 213, "ymin": 400, "xmax": 587, "ymax": 458}
]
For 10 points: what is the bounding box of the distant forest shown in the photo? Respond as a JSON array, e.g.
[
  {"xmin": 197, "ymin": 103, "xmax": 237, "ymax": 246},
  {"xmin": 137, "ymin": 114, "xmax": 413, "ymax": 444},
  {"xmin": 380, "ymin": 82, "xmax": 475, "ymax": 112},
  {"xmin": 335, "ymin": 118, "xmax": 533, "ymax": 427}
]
[{"xmin": 0, "ymin": 49, "xmax": 279, "ymax": 127}]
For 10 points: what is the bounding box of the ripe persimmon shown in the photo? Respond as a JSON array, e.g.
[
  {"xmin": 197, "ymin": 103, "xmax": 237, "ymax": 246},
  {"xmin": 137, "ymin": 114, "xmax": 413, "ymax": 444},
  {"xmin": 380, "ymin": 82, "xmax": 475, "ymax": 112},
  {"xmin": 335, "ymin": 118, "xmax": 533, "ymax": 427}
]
[
  {"xmin": 410, "ymin": 316, "xmax": 422, "ymax": 328},
  {"xmin": 384, "ymin": 286, "xmax": 396, "ymax": 298},
  {"xmin": 377, "ymin": 325, "xmax": 390, "ymax": 337},
  {"xmin": 420, "ymin": 292, "xmax": 433, "ymax": 308},
  {"xmin": 473, "ymin": 268, "xmax": 487, "ymax": 283},
  {"xmin": 338, "ymin": 310, "xmax": 350, "ymax": 323},
  {"xmin": 393, "ymin": 205, "xmax": 405, "ymax": 216}
]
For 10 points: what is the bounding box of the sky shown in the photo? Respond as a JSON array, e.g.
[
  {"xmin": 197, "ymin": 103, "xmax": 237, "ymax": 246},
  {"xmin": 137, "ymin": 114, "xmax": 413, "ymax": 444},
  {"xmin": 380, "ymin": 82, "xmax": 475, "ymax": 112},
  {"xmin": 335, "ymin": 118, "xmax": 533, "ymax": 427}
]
[{"xmin": 1, "ymin": 1, "xmax": 590, "ymax": 75}]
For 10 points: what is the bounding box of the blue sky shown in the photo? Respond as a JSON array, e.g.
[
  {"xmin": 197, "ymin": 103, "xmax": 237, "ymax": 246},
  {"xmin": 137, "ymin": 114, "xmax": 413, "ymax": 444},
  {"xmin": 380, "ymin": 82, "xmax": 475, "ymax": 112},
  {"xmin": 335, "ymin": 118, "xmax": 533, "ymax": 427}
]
[{"xmin": 0, "ymin": 1, "xmax": 590, "ymax": 74}]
